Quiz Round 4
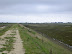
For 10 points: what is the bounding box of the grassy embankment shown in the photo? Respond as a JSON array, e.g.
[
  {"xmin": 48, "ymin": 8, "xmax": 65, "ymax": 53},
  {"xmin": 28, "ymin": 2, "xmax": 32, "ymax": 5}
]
[
  {"xmin": 18, "ymin": 24, "xmax": 72, "ymax": 54},
  {"xmin": 24, "ymin": 23, "xmax": 72, "ymax": 46},
  {"xmin": 0, "ymin": 24, "xmax": 12, "ymax": 36}
]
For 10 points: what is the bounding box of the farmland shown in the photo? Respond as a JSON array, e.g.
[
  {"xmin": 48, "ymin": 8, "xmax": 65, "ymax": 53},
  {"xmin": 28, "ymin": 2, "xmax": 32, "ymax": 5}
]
[
  {"xmin": 0, "ymin": 23, "xmax": 72, "ymax": 54},
  {"xmin": 23, "ymin": 23, "xmax": 72, "ymax": 48}
]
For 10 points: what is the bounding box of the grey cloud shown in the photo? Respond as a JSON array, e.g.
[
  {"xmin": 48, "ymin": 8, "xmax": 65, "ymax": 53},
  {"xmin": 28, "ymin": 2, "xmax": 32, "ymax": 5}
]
[
  {"xmin": 0, "ymin": 0, "xmax": 72, "ymax": 6},
  {"xmin": 0, "ymin": 0, "xmax": 72, "ymax": 14}
]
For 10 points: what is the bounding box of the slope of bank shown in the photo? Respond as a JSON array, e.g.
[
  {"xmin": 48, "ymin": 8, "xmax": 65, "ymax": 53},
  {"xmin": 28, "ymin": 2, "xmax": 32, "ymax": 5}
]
[{"xmin": 18, "ymin": 24, "xmax": 72, "ymax": 54}]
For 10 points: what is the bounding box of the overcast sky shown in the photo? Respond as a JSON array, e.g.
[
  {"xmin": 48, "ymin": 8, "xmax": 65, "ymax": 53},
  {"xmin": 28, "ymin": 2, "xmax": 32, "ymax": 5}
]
[{"xmin": 0, "ymin": 0, "xmax": 72, "ymax": 23}]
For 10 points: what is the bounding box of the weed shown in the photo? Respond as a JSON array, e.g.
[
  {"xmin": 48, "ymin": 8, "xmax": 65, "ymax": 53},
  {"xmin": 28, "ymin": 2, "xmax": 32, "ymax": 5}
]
[{"xmin": 0, "ymin": 48, "xmax": 6, "ymax": 52}]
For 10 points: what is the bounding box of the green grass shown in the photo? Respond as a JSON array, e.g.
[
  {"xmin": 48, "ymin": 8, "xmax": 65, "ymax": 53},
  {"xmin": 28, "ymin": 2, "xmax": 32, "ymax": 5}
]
[
  {"xmin": 18, "ymin": 26, "xmax": 46, "ymax": 54},
  {"xmin": 0, "ymin": 25, "xmax": 12, "ymax": 36},
  {"xmin": 0, "ymin": 23, "xmax": 14, "ymax": 36},
  {"xmin": 4, "ymin": 36, "xmax": 15, "ymax": 39},
  {"xmin": 0, "ymin": 48, "xmax": 6, "ymax": 52},
  {"xmin": 2, "ymin": 53, "xmax": 7, "ymax": 54},
  {"xmin": 28, "ymin": 30, "xmax": 36, "ymax": 35},
  {"xmin": 18, "ymin": 24, "xmax": 72, "ymax": 54},
  {"xmin": 24, "ymin": 23, "xmax": 72, "ymax": 46},
  {"xmin": 2, "ymin": 36, "xmax": 15, "ymax": 52}
]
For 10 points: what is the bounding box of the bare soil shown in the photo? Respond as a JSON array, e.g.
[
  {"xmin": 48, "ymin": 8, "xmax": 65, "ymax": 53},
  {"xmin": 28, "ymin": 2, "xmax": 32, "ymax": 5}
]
[{"xmin": 0, "ymin": 28, "xmax": 25, "ymax": 54}]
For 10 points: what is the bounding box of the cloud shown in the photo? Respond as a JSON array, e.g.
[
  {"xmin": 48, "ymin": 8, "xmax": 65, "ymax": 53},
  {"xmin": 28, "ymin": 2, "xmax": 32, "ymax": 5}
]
[
  {"xmin": 0, "ymin": 3, "xmax": 72, "ymax": 14},
  {"xmin": 0, "ymin": 14, "xmax": 72, "ymax": 22},
  {"xmin": 0, "ymin": 0, "xmax": 72, "ymax": 22}
]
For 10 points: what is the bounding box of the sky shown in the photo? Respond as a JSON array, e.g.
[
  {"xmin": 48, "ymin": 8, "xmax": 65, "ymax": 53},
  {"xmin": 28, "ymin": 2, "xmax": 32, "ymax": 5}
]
[{"xmin": 0, "ymin": 0, "xmax": 72, "ymax": 23}]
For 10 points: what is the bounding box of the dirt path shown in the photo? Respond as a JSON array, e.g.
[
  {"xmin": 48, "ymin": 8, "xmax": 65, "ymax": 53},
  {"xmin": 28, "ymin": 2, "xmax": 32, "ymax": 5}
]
[
  {"xmin": 9, "ymin": 29, "xmax": 25, "ymax": 54},
  {"xmin": 0, "ymin": 28, "xmax": 25, "ymax": 54},
  {"xmin": 0, "ymin": 30, "xmax": 12, "ymax": 54}
]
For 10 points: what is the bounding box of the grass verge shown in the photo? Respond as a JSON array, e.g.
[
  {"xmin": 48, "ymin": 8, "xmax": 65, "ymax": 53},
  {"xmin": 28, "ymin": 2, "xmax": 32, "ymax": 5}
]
[
  {"xmin": 18, "ymin": 24, "xmax": 72, "ymax": 54},
  {"xmin": 0, "ymin": 25, "xmax": 12, "ymax": 36}
]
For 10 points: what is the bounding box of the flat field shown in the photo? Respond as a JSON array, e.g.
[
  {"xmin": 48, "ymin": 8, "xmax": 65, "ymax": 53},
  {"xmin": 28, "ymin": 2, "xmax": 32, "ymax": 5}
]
[{"xmin": 23, "ymin": 23, "xmax": 72, "ymax": 46}]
